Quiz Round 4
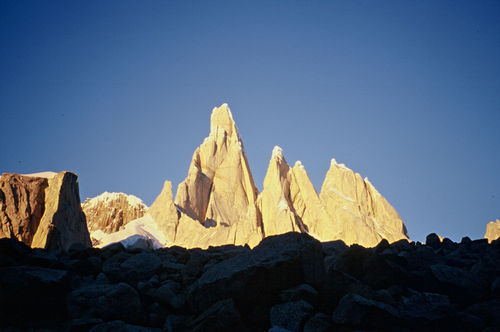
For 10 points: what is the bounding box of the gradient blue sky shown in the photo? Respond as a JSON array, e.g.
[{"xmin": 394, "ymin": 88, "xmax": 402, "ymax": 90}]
[{"xmin": 1, "ymin": 1, "xmax": 499, "ymax": 242}]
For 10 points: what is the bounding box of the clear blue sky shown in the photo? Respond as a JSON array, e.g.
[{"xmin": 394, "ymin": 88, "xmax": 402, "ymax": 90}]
[{"xmin": 1, "ymin": 1, "xmax": 499, "ymax": 242}]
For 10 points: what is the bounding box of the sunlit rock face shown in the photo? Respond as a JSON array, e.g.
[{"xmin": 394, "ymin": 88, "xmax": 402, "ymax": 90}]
[
  {"xmin": 484, "ymin": 219, "xmax": 500, "ymax": 243},
  {"xmin": 148, "ymin": 180, "xmax": 178, "ymax": 244},
  {"xmin": 31, "ymin": 171, "xmax": 91, "ymax": 251},
  {"xmin": 258, "ymin": 146, "xmax": 333, "ymax": 239},
  {"xmin": 82, "ymin": 192, "xmax": 148, "ymax": 234},
  {"xmin": 259, "ymin": 146, "xmax": 304, "ymax": 237},
  {"xmin": 173, "ymin": 104, "xmax": 262, "ymax": 248},
  {"xmin": 319, "ymin": 159, "xmax": 408, "ymax": 247},
  {"xmin": 0, "ymin": 171, "xmax": 91, "ymax": 251}
]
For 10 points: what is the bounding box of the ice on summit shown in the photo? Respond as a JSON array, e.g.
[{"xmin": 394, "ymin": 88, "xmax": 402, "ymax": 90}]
[{"xmin": 272, "ymin": 145, "xmax": 283, "ymax": 158}]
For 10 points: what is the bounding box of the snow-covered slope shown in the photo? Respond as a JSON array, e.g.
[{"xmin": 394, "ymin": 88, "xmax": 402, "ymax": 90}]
[{"xmin": 91, "ymin": 214, "xmax": 168, "ymax": 249}]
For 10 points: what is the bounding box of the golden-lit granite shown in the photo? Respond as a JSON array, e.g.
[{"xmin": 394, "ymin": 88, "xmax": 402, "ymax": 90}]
[
  {"xmin": 148, "ymin": 180, "xmax": 178, "ymax": 244},
  {"xmin": 484, "ymin": 219, "xmax": 500, "ymax": 243},
  {"xmin": 319, "ymin": 159, "xmax": 408, "ymax": 246},
  {"xmin": 173, "ymin": 104, "xmax": 262, "ymax": 248},
  {"xmin": 31, "ymin": 171, "xmax": 91, "ymax": 251},
  {"xmin": 82, "ymin": 192, "xmax": 147, "ymax": 234}
]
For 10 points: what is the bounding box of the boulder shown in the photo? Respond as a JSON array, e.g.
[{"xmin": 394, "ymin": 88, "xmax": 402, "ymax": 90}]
[
  {"xmin": 67, "ymin": 282, "xmax": 142, "ymax": 323},
  {"xmin": 0, "ymin": 265, "xmax": 68, "ymax": 326},
  {"xmin": 332, "ymin": 293, "xmax": 400, "ymax": 328},
  {"xmin": 303, "ymin": 313, "xmax": 333, "ymax": 332},
  {"xmin": 185, "ymin": 298, "xmax": 241, "ymax": 332},
  {"xmin": 188, "ymin": 232, "xmax": 325, "ymax": 312},
  {"xmin": 120, "ymin": 251, "xmax": 161, "ymax": 283},
  {"xmin": 270, "ymin": 300, "xmax": 314, "ymax": 332},
  {"xmin": 89, "ymin": 320, "xmax": 161, "ymax": 332}
]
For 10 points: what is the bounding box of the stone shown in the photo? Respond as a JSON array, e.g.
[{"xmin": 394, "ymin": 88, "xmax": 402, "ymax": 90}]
[
  {"xmin": 270, "ymin": 300, "xmax": 314, "ymax": 332},
  {"xmin": 398, "ymin": 290, "xmax": 452, "ymax": 321},
  {"xmin": 31, "ymin": 171, "xmax": 91, "ymax": 251},
  {"xmin": 430, "ymin": 263, "xmax": 488, "ymax": 303},
  {"xmin": 82, "ymin": 192, "xmax": 147, "ymax": 234},
  {"xmin": 426, "ymin": 233, "xmax": 442, "ymax": 249},
  {"xmin": 149, "ymin": 180, "xmax": 179, "ymax": 244},
  {"xmin": 0, "ymin": 173, "xmax": 49, "ymax": 245},
  {"xmin": 465, "ymin": 299, "xmax": 500, "ymax": 328},
  {"xmin": 279, "ymin": 284, "xmax": 319, "ymax": 306},
  {"xmin": 68, "ymin": 282, "xmax": 142, "ymax": 323},
  {"xmin": 319, "ymin": 159, "xmax": 408, "ymax": 247},
  {"xmin": 150, "ymin": 280, "xmax": 186, "ymax": 309},
  {"xmin": 0, "ymin": 265, "xmax": 68, "ymax": 326},
  {"xmin": 89, "ymin": 320, "xmax": 161, "ymax": 332},
  {"xmin": 303, "ymin": 313, "xmax": 333, "ymax": 332},
  {"xmin": 484, "ymin": 220, "xmax": 500, "ymax": 243},
  {"xmin": 174, "ymin": 104, "xmax": 262, "ymax": 248},
  {"xmin": 185, "ymin": 298, "xmax": 241, "ymax": 332},
  {"xmin": 120, "ymin": 251, "xmax": 161, "ymax": 283},
  {"xmin": 332, "ymin": 293, "xmax": 400, "ymax": 328},
  {"xmin": 188, "ymin": 232, "xmax": 325, "ymax": 312}
]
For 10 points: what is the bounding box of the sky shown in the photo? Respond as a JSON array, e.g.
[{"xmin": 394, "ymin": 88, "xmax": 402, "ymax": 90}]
[{"xmin": 1, "ymin": 1, "xmax": 499, "ymax": 242}]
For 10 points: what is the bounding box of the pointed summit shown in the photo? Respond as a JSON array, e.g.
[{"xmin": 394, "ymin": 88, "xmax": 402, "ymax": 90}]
[
  {"xmin": 319, "ymin": 159, "xmax": 408, "ymax": 246},
  {"xmin": 174, "ymin": 104, "xmax": 262, "ymax": 248},
  {"xmin": 259, "ymin": 147, "xmax": 302, "ymax": 237},
  {"xmin": 210, "ymin": 103, "xmax": 238, "ymax": 138}
]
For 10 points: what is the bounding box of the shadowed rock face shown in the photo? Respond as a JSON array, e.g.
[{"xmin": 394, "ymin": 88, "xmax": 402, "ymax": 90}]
[
  {"xmin": 0, "ymin": 173, "xmax": 48, "ymax": 245},
  {"xmin": 0, "ymin": 171, "xmax": 91, "ymax": 251},
  {"xmin": 0, "ymin": 233, "xmax": 499, "ymax": 331}
]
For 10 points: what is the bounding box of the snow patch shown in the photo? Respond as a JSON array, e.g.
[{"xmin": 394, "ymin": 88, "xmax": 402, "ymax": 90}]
[
  {"xmin": 91, "ymin": 214, "xmax": 167, "ymax": 249},
  {"xmin": 329, "ymin": 186, "xmax": 355, "ymax": 202},
  {"xmin": 330, "ymin": 158, "xmax": 348, "ymax": 169},
  {"xmin": 278, "ymin": 198, "xmax": 289, "ymax": 211},
  {"xmin": 20, "ymin": 171, "xmax": 57, "ymax": 179},
  {"xmin": 85, "ymin": 192, "xmax": 147, "ymax": 209},
  {"xmin": 294, "ymin": 160, "xmax": 305, "ymax": 169},
  {"xmin": 272, "ymin": 146, "xmax": 283, "ymax": 158}
]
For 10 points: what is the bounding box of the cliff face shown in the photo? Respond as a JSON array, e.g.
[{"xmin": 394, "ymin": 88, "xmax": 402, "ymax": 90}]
[
  {"xmin": 0, "ymin": 171, "xmax": 91, "ymax": 251},
  {"xmin": 0, "ymin": 173, "xmax": 50, "ymax": 245},
  {"xmin": 146, "ymin": 104, "xmax": 408, "ymax": 249},
  {"xmin": 31, "ymin": 171, "xmax": 91, "ymax": 251},
  {"xmin": 258, "ymin": 146, "xmax": 307, "ymax": 237},
  {"xmin": 82, "ymin": 192, "xmax": 148, "ymax": 234},
  {"xmin": 319, "ymin": 159, "xmax": 408, "ymax": 246},
  {"xmin": 148, "ymin": 180, "xmax": 178, "ymax": 244},
  {"xmin": 173, "ymin": 104, "xmax": 262, "ymax": 248},
  {"xmin": 71, "ymin": 103, "xmax": 409, "ymax": 250},
  {"xmin": 484, "ymin": 219, "xmax": 500, "ymax": 243}
]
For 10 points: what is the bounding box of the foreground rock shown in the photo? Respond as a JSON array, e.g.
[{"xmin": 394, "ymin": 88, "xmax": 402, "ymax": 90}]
[
  {"xmin": 0, "ymin": 171, "xmax": 91, "ymax": 251},
  {"xmin": 1, "ymin": 232, "xmax": 499, "ymax": 331}
]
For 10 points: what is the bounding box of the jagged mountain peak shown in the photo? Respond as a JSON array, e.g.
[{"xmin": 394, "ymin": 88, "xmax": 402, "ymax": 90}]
[{"xmin": 210, "ymin": 103, "xmax": 238, "ymax": 139}]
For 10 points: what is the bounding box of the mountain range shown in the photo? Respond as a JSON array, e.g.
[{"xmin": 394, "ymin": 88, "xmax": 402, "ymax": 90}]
[{"xmin": 1, "ymin": 104, "xmax": 498, "ymax": 251}]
